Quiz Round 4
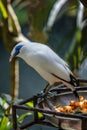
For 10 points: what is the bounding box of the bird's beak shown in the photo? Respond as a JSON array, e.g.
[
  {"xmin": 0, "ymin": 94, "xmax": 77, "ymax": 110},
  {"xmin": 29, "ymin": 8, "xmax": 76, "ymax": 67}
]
[{"xmin": 9, "ymin": 55, "xmax": 13, "ymax": 62}]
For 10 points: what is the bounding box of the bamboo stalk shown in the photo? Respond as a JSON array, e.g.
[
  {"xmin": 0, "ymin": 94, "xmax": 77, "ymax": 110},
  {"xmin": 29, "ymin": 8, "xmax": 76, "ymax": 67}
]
[
  {"xmin": 10, "ymin": 58, "xmax": 19, "ymax": 99},
  {"xmin": 2, "ymin": 0, "xmax": 29, "ymax": 100}
]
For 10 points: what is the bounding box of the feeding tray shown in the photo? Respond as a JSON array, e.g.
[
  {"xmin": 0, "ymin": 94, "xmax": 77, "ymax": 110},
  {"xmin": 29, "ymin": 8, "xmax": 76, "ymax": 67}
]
[
  {"xmin": 12, "ymin": 84, "xmax": 87, "ymax": 130},
  {"xmin": 38, "ymin": 86, "xmax": 87, "ymax": 130}
]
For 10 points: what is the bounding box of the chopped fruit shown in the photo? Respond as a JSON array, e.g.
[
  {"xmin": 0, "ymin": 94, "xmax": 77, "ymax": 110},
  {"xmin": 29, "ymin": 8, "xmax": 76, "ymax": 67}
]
[
  {"xmin": 55, "ymin": 107, "xmax": 65, "ymax": 113},
  {"xmin": 64, "ymin": 106, "xmax": 72, "ymax": 113},
  {"xmin": 79, "ymin": 96, "xmax": 84, "ymax": 101},
  {"xmin": 54, "ymin": 96, "xmax": 87, "ymax": 114}
]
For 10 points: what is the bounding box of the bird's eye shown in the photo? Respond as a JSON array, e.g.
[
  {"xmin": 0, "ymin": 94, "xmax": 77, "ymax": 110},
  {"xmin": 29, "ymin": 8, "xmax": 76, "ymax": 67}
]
[{"xmin": 15, "ymin": 45, "xmax": 23, "ymax": 56}]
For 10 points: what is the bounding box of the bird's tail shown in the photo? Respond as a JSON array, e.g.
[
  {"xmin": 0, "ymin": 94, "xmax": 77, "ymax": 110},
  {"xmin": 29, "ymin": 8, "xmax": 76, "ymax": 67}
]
[{"xmin": 62, "ymin": 74, "xmax": 79, "ymax": 91}]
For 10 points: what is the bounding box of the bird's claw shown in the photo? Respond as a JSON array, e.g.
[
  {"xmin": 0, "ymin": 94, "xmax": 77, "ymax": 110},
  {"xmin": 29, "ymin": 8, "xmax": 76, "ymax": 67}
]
[{"xmin": 37, "ymin": 91, "xmax": 54, "ymax": 101}]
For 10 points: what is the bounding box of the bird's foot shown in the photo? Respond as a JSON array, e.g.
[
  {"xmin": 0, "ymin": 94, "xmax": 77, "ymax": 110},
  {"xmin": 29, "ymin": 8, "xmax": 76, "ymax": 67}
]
[
  {"xmin": 37, "ymin": 91, "xmax": 54, "ymax": 101},
  {"xmin": 37, "ymin": 91, "xmax": 54, "ymax": 110},
  {"xmin": 45, "ymin": 91, "xmax": 55, "ymax": 98}
]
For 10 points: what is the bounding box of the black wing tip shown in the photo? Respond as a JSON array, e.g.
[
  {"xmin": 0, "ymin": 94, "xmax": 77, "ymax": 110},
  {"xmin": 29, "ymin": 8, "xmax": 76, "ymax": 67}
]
[{"xmin": 70, "ymin": 74, "xmax": 79, "ymax": 87}]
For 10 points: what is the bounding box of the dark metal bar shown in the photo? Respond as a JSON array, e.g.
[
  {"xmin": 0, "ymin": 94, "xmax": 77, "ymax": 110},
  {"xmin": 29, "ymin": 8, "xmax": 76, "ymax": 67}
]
[
  {"xmin": 20, "ymin": 121, "xmax": 36, "ymax": 129},
  {"xmin": 18, "ymin": 92, "xmax": 45, "ymax": 105},
  {"xmin": 50, "ymin": 86, "xmax": 87, "ymax": 93},
  {"xmin": 13, "ymin": 104, "xmax": 86, "ymax": 120},
  {"xmin": 36, "ymin": 120, "xmax": 57, "ymax": 127},
  {"xmin": 81, "ymin": 117, "xmax": 87, "ymax": 130},
  {"xmin": 58, "ymin": 119, "xmax": 65, "ymax": 130},
  {"xmin": 77, "ymin": 78, "xmax": 87, "ymax": 83},
  {"xmin": 20, "ymin": 119, "xmax": 55, "ymax": 129},
  {"xmin": 49, "ymin": 78, "xmax": 87, "ymax": 93},
  {"xmin": 18, "ymin": 97, "xmax": 35, "ymax": 105},
  {"xmin": 12, "ymin": 105, "xmax": 17, "ymax": 130},
  {"xmin": 33, "ymin": 96, "xmax": 39, "ymax": 122}
]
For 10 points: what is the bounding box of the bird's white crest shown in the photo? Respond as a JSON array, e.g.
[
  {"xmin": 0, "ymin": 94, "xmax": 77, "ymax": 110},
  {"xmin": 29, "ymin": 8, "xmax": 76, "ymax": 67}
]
[{"xmin": 10, "ymin": 41, "xmax": 76, "ymax": 92}]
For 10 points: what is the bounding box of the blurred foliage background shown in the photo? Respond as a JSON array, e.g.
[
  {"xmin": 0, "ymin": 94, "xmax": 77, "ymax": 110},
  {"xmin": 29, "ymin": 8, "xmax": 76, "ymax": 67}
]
[
  {"xmin": 0, "ymin": 0, "xmax": 87, "ymax": 129},
  {"xmin": 1, "ymin": 0, "xmax": 87, "ymax": 69},
  {"xmin": 0, "ymin": 0, "xmax": 87, "ymax": 70},
  {"xmin": 12, "ymin": 0, "xmax": 87, "ymax": 71}
]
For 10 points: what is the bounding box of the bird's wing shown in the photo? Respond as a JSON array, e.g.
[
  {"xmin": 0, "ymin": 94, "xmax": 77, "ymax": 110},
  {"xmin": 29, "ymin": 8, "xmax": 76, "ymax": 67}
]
[{"xmin": 30, "ymin": 44, "xmax": 72, "ymax": 82}]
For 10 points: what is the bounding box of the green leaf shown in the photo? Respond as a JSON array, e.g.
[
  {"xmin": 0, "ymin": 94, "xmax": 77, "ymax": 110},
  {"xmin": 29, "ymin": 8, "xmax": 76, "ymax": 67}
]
[
  {"xmin": 77, "ymin": 28, "xmax": 82, "ymax": 42},
  {"xmin": 38, "ymin": 112, "xmax": 43, "ymax": 118},
  {"xmin": 26, "ymin": 101, "xmax": 43, "ymax": 118},
  {"xmin": 26, "ymin": 101, "xmax": 34, "ymax": 108},
  {"xmin": 73, "ymin": 55, "xmax": 77, "ymax": 69},
  {"xmin": 0, "ymin": 0, "xmax": 8, "ymax": 18},
  {"xmin": 0, "ymin": 116, "xmax": 11, "ymax": 130},
  {"xmin": 15, "ymin": 8, "xmax": 28, "ymax": 25},
  {"xmin": 77, "ymin": 45, "xmax": 81, "ymax": 62},
  {"xmin": 18, "ymin": 112, "xmax": 32, "ymax": 123}
]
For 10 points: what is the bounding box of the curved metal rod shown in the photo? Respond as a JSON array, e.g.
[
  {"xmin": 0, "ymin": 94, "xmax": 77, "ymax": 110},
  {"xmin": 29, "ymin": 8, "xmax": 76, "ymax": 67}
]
[{"xmin": 76, "ymin": 78, "xmax": 87, "ymax": 83}]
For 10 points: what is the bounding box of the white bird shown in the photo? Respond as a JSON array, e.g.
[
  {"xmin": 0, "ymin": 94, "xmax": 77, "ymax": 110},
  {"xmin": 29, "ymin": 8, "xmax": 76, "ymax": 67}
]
[{"xmin": 9, "ymin": 41, "xmax": 79, "ymax": 99}]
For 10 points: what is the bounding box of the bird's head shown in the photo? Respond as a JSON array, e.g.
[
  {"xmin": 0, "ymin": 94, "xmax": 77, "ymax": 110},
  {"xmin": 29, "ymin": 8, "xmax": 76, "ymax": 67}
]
[{"xmin": 9, "ymin": 43, "xmax": 24, "ymax": 62}]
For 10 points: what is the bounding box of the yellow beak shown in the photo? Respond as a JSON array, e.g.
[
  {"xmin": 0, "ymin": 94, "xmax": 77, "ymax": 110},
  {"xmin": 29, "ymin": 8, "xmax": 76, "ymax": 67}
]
[{"xmin": 9, "ymin": 55, "xmax": 13, "ymax": 62}]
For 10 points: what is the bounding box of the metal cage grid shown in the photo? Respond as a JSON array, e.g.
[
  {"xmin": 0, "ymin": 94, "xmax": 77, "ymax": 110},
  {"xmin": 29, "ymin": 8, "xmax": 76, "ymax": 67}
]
[{"xmin": 12, "ymin": 79, "xmax": 87, "ymax": 130}]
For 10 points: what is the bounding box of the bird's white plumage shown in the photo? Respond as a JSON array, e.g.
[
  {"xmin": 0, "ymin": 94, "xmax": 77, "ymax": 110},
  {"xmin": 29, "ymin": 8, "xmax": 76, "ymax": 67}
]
[{"xmin": 10, "ymin": 41, "xmax": 75, "ymax": 91}]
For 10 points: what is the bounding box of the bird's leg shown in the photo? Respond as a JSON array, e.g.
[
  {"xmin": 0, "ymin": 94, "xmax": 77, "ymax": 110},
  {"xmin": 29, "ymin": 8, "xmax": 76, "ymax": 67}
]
[
  {"xmin": 36, "ymin": 84, "xmax": 51, "ymax": 101},
  {"xmin": 42, "ymin": 83, "xmax": 55, "ymax": 99},
  {"xmin": 43, "ymin": 83, "xmax": 52, "ymax": 93},
  {"xmin": 73, "ymin": 89, "xmax": 79, "ymax": 101}
]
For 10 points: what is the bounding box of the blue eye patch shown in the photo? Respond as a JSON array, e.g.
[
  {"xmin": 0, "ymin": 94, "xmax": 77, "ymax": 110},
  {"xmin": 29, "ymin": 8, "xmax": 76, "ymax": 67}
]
[{"xmin": 14, "ymin": 45, "xmax": 23, "ymax": 56}]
